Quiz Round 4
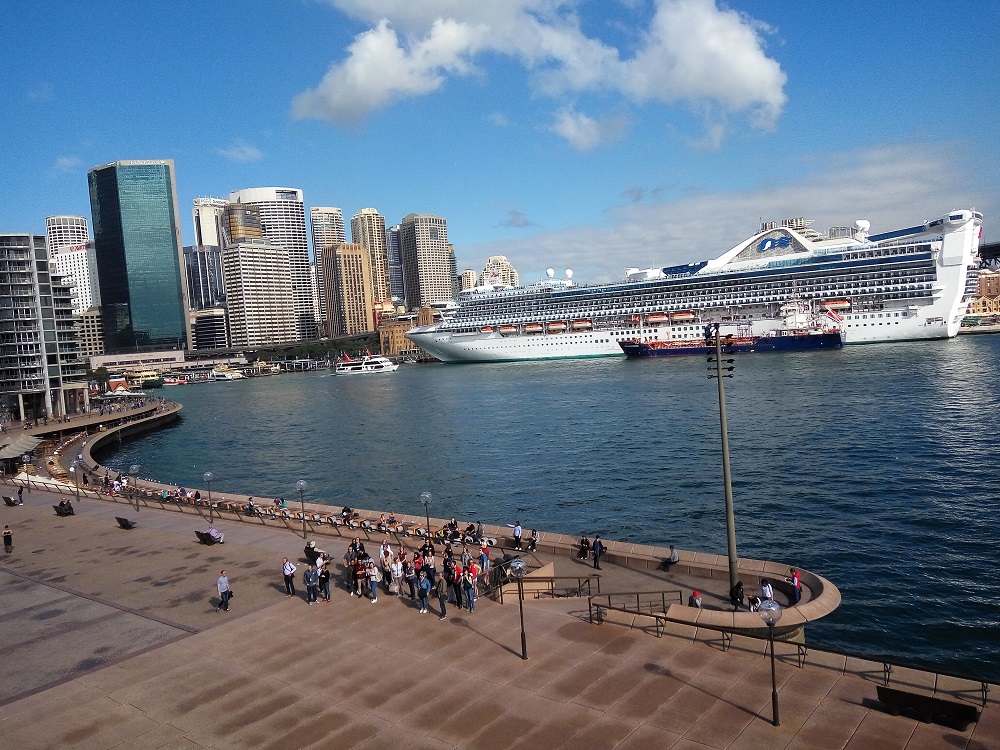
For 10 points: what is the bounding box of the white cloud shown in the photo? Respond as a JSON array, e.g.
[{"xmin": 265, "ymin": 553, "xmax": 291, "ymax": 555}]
[
  {"xmin": 53, "ymin": 156, "xmax": 82, "ymax": 171},
  {"xmin": 299, "ymin": 1, "xmax": 787, "ymax": 146},
  {"xmin": 549, "ymin": 108, "xmax": 628, "ymax": 151},
  {"xmin": 498, "ymin": 210, "xmax": 536, "ymax": 228},
  {"xmin": 460, "ymin": 143, "xmax": 992, "ymax": 283},
  {"xmin": 216, "ymin": 141, "xmax": 265, "ymax": 162}
]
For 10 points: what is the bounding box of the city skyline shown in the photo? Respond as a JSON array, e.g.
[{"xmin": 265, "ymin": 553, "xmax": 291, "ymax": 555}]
[{"xmin": 3, "ymin": 1, "xmax": 997, "ymax": 284}]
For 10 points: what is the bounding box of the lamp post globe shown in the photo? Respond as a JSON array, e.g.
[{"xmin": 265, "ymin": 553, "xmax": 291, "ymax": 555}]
[
  {"xmin": 297, "ymin": 480, "xmax": 308, "ymax": 539},
  {"xmin": 69, "ymin": 461, "xmax": 80, "ymax": 502},
  {"xmin": 758, "ymin": 599, "xmax": 783, "ymax": 726},
  {"xmin": 420, "ymin": 491, "xmax": 432, "ymax": 537},
  {"xmin": 21, "ymin": 454, "xmax": 30, "ymax": 475},
  {"xmin": 509, "ymin": 557, "xmax": 528, "ymax": 660},
  {"xmin": 203, "ymin": 471, "xmax": 213, "ymax": 523}
]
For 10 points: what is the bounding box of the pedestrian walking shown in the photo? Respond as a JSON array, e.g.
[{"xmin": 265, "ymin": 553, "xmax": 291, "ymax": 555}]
[
  {"xmin": 318, "ymin": 564, "xmax": 331, "ymax": 602},
  {"xmin": 508, "ymin": 520, "xmax": 522, "ymax": 550},
  {"xmin": 3, "ymin": 525, "xmax": 12, "ymax": 553},
  {"xmin": 282, "ymin": 557, "xmax": 297, "ymax": 597},
  {"xmin": 592, "ymin": 535, "xmax": 605, "ymax": 570},
  {"xmin": 17, "ymin": 486, "xmax": 23, "ymax": 505},
  {"xmin": 216, "ymin": 570, "xmax": 231, "ymax": 612},
  {"xmin": 436, "ymin": 574, "xmax": 449, "ymax": 620},
  {"xmin": 303, "ymin": 564, "xmax": 319, "ymax": 605}
]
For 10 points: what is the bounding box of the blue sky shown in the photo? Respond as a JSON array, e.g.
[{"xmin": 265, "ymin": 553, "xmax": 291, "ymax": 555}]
[{"xmin": 3, "ymin": 0, "xmax": 997, "ymax": 283}]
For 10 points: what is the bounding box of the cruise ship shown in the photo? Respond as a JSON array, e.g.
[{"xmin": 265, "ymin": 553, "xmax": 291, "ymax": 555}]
[{"xmin": 406, "ymin": 209, "xmax": 983, "ymax": 363}]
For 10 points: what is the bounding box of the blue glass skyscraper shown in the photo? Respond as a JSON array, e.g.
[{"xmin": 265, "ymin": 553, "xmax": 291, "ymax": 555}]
[{"xmin": 88, "ymin": 160, "xmax": 190, "ymax": 352}]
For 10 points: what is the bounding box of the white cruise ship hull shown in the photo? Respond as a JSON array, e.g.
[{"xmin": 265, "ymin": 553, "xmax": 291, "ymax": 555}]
[{"xmin": 407, "ymin": 209, "xmax": 982, "ymax": 363}]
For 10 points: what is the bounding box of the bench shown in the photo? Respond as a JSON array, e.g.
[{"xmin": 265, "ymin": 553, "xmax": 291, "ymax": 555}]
[
  {"xmin": 876, "ymin": 684, "xmax": 979, "ymax": 731},
  {"xmin": 115, "ymin": 517, "xmax": 137, "ymax": 530},
  {"xmin": 53, "ymin": 504, "xmax": 74, "ymax": 517},
  {"xmin": 195, "ymin": 530, "xmax": 222, "ymax": 545},
  {"xmin": 3, "ymin": 496, "xmax": 16, "ymax": 507}
]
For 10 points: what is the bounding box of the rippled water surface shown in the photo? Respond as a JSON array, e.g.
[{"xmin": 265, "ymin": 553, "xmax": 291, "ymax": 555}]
[{"xmin": 99, "ymin": 335, "xmax": 1000, "ymax": 680}]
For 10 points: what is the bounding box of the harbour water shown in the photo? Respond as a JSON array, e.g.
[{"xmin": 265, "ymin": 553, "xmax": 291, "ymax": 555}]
[{"xmin": 98, "ymin": 335, "xmax": 1000, "ymax": 682}]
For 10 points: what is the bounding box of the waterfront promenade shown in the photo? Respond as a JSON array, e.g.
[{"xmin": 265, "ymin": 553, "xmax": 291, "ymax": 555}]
[{"xmin": 1, "ymin": 482, "xmax": 996, "ymax": 749}]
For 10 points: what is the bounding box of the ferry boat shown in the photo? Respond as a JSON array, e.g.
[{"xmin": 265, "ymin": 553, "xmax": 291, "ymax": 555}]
[
  {"xmin": 334, "ymin": 355, "xmax": 399, "ymax": 375},
  {"xmin": 406, "ymin": 209, "xmax": 983, "ymax": 363},
  {"xmin": 620, "ymin": 302, "xmax": 844, "ymax": 357},
  {"xmin": 211, "ymin": 364, "xmax": 245, "ymax": 381}
]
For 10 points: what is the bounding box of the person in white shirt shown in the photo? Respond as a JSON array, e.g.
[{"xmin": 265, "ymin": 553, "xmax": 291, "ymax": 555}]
[
  {"xmin": 282, "ymin": 557, "xmax": 297, "ymax": 597},
  {"xmin": 206, "ymin": 525, "xmax": 224, "ymax": 543},
  {"xmin": 760, "ymin": 579, "xmax": 774, "ymax": 601}
]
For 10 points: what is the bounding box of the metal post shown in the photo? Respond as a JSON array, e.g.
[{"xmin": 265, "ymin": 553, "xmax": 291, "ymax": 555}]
[
  {"xmin": 768, "ymin": 623, "xmax": 780, "ymax": 726},
  {"xmin": 710, "ymin": 324, "xmax": 739, "ymax": 590},
  {"xmin": 203, "ymin": 471, "xmax": 213, "ymax": 524},
  {"xmin": 129, "ymin": 463, "xmax": 141, "ymax": 512},
  {"xmin": 517, "ymin": 576, "xmax": 527, "ymax": 660},
  {"xmin": 420, "ymin": 491, "xmax": 431, "ymax": 536},
  {"xmin": 70, "ymin": 462, "xmax": 80, "ymax": 502},
  {"xmin": 297, "ymin": 480, "xmax": 308, "ymax": 539}
]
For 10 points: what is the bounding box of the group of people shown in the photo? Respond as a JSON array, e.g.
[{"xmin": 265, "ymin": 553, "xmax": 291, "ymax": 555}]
[
  {"xmin": 287, "ymin": 535, "xmax": 494, "ymax": 620},
  {"xmin": 576, "ymin": 534, "xmax": 606, "ymax": 569},
  {"xmin": 687, "ymin": 570, "xmax": 802, "ymax": 611}
]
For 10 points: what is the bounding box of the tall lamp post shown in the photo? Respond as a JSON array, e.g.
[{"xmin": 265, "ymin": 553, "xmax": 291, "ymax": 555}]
[
  {"xmin": 707, "ymin": 323, "xmax": 739, "ymax": 591},
  {"xmin": 297, "ymin": 480, "xmax": 308, "ymax": 539},
  {"xmin": 21, "ymin": 453, "xmax": 30, "ymax": 478},
  {"xmin": 509, "ymin": 557, "xmax": 528, "ymax": 660},
  {"xmin": 129, "ymin": 464, "xmax": 141, "ymax": 512},
  {"xmin": 759, "ymin": 599, "xmax": 783, "ymax": 726},
  {"xmin": 203, "ymin": 471, "xmax": 213, "ymax": 523},
  {"xmin": 420, "ymin": 491, "xmax": 432, "ymax": 537},
  {"xmin": 77, "ymin": 452, "xmax": 85, "ymax": 489},
  {"xmin": 69, "ymin": 461, "xmax": 80, "ymax": 502}
]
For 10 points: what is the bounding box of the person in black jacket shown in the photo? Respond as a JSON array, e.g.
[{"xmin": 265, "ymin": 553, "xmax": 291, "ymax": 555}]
[{"xmin": 592, "ymin": 535, "xmax": 605, "ymax": 570}]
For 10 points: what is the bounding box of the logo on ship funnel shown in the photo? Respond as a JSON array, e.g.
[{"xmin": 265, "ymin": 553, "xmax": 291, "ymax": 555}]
[{"xmin": 757, "ymin": 235, "xmax": 792, "ymax": 252}]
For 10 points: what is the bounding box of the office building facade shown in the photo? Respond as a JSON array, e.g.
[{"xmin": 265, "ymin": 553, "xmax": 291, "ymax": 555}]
[
  {"xmin": 0, "ymin": 234, "xmax": 87, "ymax": 420},
  {"xmin": 88, "ymin": 160, "xmax": 191, "ymax": 352},
  {"xmin": 230, "ymin": 187, "xmax": 314, "ymax": 340},
  {"xmin": 400, "ymin": 213, "xmax": 454, "ymax": 309},
  {"xmin": 222, "ymin": 239, "xmax": 297, "ymax": 348},
  {"xmin": 50, "ymin": 242, "xmax": 101, "ymax": 314},
  {"xmin": 44, "ymin": 215, "xmax": 89, "ymax": 257},
  {"xmin": 192, "ymin": 197, "xmax": 229, "ymax": 247},
  {"xmin": 183, "ymin": 245, "xmax": 225, "ymax": 310},
  {"xmin": 387, "ymin": 224, "xmax": 404, "ymax": 303},
  {"xmin": 320, "ymin": 243, "xmax": 374, "ymax": 337},
  {"xmin": 351, "ymin": 208, "xmax": 389, "ymax": 307},
  {"xmin": 479, "ymin": 255, "xmax": 520, "ymax": 287},
  {"xmin": 311, "ymin": 207, "xmax": 346, "ymax": 331}
]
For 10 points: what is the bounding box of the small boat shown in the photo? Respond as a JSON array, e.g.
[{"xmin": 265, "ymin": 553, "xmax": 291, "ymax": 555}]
[
  {"xmin": 524, "ymin": 323, "xmax": 543, "ymax": 333},
  {"xmin": 162, "ymin": 375, "xmax": 189, "ymax": 386},
  {"xmin": 499, "ymin": 325, "xmax": 518, "ymax": 334},
  {"xmin": 211, "ymin": 365, "xmax": 245, "ymax": 381},
  {"xmin": 628, "ymin": 315, "xmax": 641, "ymax": 324},
  {"xmin": 547, "ymin": 321, "xmax": 567, "ymax": 332},
  {"xmin": 646, "ymin": 313, "xmax": 668, "ymax": 323},
  {"xmin": 821, "ymin": 299, "xmax": 851, "ymax": 311},
  {"xmin": 480, "ymin": 326, "xmax": 494, "ymax": 333},
  {"xmin": 335, "ymin": 355, "xmax": 399, "ymax": 375},
  {"xmin": 571, "ymin": 320, "xmax": 593, "ymax": 330},
  {"xmin": 671, "ymin": 311, "xmax": 696, "ymax": 321}
]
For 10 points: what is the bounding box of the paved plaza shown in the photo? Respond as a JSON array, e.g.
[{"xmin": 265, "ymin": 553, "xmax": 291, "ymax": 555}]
[{"xmin": 0, "ymin": 488, "xmax": 996, "ymax": 749}]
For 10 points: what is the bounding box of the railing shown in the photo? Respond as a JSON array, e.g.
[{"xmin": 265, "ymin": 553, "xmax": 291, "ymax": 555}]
[{"xmin": 588, "ymin": 589, "xmax": 683, "ymax": 629}]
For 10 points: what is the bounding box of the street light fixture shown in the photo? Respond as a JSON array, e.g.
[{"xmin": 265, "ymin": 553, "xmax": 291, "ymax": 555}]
[
  {"xmin": 69, "ymin": 461, "xmax": 80, "ymax": 502},
  {"xmin": 420, "ymin": 491, "xmax": 432, "ymax": 537},
  {"xmin": 297, "ymin": 480, "xmax": 308, "ymax": 539},
  {"xmin": 509, "ymin": 556, "xmax": 528, "ymax": 660},
  {"xmin": 129, "ymin": 464, "xmax": 141, "ymax": 512},
  {"xmin": 759, "ymin": 599, "xmax": 783, "ymax": 726},
  {"xmin": 21, "ymin": 453, "xmax": 30, "ymax": 477},
  {"xmin": 707, "ymin": 323, "xmax": 739, "ymax": 591},
  {"xmin": 203, "ymin": 471, "xmax": 214, "ymax": 524}
]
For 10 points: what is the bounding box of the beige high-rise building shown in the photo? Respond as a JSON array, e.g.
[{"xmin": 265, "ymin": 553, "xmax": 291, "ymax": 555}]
[
  {"xmin": 350, "ymin": 208, "xmax": 389, "ymax": 306},
  {"xmin": 45, "ymin": 215, "xmax": 89, "ymax": 256},
  {"xmin": 311, "ymin": 208, "xmax": 346, "ymax": 332},
  {"xmin": 192, "ymin": 198, "xmax": 229, "ymax": 247},
  {"xmin": 221, "ymin": 239, "xmax": 297, "ymax": 348},
  {"xmin": 459, "ymin": 269, "xmax": 477, "ymax": 291},
  {"xmin": 79, "ymin": 308, "xmax": 104, "ymax": 358},
  {"xmin": 321, "ymin": 243, "xmax": 374, "ymax": 337},
  {"xmin": 400, "ymin": 213, "xmax": 454, "ymax": 310},
  {"xmin": 479, "ymin": 255, "xmax": 520, "ymax": 287}
]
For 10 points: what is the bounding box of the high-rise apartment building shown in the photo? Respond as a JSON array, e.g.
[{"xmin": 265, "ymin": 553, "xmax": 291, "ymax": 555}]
[
  {"xmin": 44, "ymin": 216, "xmax": 89, "ymax": 257},
  {"xmin": 192, "ymin": 307, "xmax": 229, "ymax": 350},
  {"xmin": 88, "ymin": 160, "xmax": 191, "ymax": 352},
  {"xmin": 320, "ymin": 243, "xmax": 374, "ymax": 337},
  {"xmin": 351, "ymin": 208, "xmax": 389, "ymax": 306},
  {"xmin": 78, "ymin": 308, "xmax": 104, "ymax": 358},
  {"xmin": 387, "ymin": 224, "xmax": 404, "ymax": 303},
  {"xmin": 0, "ymin": 234, "xmax": 87, "ymax": 420},
  {"xmin": 222, "ymin": 239, "xmax": 297, "ymax": 348},
  {"xmin": 230, "ymin": 187, "xmax": 314, "ymax": 340},
  {"xmin": 479, "ymin": 255, "xmax": 520, "ymax": 287},
  {"xmin": 311, "ymin": 207, "xmax": 346, "ymax": 331},
  {"xmin": 459, "ymin": 268, "xmax": 478, "ymax": 291},
  {"xmin": 51, "ymin": 243, "xmax": 101, "ymax": 314},
  {"xmin": 400, "ymin": 213, "xmax": 454, "ymax": 309}
]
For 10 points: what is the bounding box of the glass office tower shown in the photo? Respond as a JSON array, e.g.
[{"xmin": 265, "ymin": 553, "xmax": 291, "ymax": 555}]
[{"xmin": 88, "ymin": 160, "xmax": 191, "ymax": 352}]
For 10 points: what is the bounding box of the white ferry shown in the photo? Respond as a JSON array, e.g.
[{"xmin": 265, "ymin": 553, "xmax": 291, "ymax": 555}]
[
  {"xmin": 406, "ymin": 209, "xmax": 983, "ymax": 363},
  {"xmin": 335, "ymin": 355, "xmax": 399, "ymax": 375}
]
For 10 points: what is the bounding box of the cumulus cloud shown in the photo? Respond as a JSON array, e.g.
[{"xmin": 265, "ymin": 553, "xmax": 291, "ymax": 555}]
[
  {"xmin": 299, "ymin": 0, "xmax": 787, "ymax": 146},
  {"xmin": 53, "ymin": 156, "xmax": 82, "ymax": 171},
  {"xmin": 488, "ymin": 111, "xmax": 510, "ymax": 127},
  {"xmin": 459, "ymin": 143, "xmax": 991, "ymax": 283},
  {"xmin": 549, "ymin": 108, "xmax": 628, "ymax": 151},
  {"xmin": 217, "ymin": 141, "xmax": 265, "ymax": 162}
]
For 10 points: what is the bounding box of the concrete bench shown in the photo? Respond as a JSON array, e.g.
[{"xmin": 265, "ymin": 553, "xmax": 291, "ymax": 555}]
[
  {"xmin": 876, "ymin": 684, "xmax": 979, "ymax": 731},
  {"xmin": 115, "ymin": 517, "xmax": 137, "ymax": 530}
]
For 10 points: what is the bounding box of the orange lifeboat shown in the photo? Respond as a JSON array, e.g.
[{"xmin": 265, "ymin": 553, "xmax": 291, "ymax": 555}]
[
  {"xmin": 480, "ymin": 326, "xmax": 494, "ymax": 333},
  {"xmin": 571, "ymin": 320, "xmax": 592, "ymax": 330},
  {"xmin": 671, "ymin": 311, "xmax": 696, "ymax": 321},
  {"xmin": 646, "ymin": 313, "xmax": 669, "ymax": 324},
  {"xmin": 821, "ymin": 299, "xmax": 851, "ymax": 311},
  {"xmin": 524, "ymin": 323, "xmax": 543, "ymax": 333},
  {"xmin": 628, "ymin": 315, "xmax": 641, "ymax": 324},
  {"xmin": 499, "ymin": 325, "xmax": 517, "ymax": 334},
  {"xmin": 547, "ymin": 321, "xmax": 567, "ymax": 332}
]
